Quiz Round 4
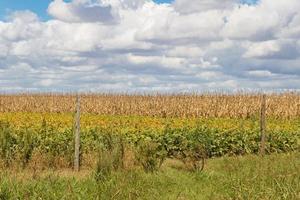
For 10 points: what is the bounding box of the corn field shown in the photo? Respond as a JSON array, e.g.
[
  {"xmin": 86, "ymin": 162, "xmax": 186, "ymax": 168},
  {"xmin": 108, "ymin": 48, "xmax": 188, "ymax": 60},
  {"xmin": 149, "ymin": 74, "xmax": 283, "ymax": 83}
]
[{"xmin": 0, "ymin": 92, "xmax": 300, "ymax": 118}]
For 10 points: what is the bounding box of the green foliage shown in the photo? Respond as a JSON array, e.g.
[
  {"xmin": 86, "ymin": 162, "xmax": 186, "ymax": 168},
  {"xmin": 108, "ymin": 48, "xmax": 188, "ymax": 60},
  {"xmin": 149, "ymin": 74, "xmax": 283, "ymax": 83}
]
[
  {"xmin": 94, "ymin": 131, "xmax": 126, "ymax": 181},
  {"xmin": 37, "ymin": 121, "xmax": 74, "ymax": 167},
  {"xmin": 0, "ymin": 180, "xmax": 10, "ymax": 200},
  {"xmin": 0, "ymin": 120, "xmax": 299, "ymax": 170},
  {"xmin": 0, "ymin": 122, "xmax": 16, "ymax": 167},
  {"xmin": 98, "ymin": 131, "xmax": 125, "ymax": 170},
  {"xmin": 94, "ymin": 149, "xmax": 113, "ymax": 182},
  {"xmin": 135, "ymin": 136, "xmax": 167, "ymax": 172},
  {"xmin": 16, "ymin": 128, "xmax": 36, "ymax": 168}
]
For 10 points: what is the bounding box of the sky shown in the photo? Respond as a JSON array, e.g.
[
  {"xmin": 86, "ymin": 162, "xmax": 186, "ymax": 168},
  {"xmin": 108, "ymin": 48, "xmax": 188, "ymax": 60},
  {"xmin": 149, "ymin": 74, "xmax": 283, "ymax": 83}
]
[
  {"xmin": 0, "ymin": 0, "xmax": 257, "ymax": 20},
  {"xmin": 0, "ymin": 0, "xmax": 299, "ymax": 93}
]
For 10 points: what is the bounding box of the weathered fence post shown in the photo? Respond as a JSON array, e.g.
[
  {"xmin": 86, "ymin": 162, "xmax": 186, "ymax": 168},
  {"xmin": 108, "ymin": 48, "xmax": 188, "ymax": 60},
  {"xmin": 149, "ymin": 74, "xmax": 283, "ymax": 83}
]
[
  {"xmin": 259, "ymin": 94, "xmax": 267, "ymax": 156},
  {"xmin": 74, "ymin": 94, "xmax": 81, "ymax": 171}
]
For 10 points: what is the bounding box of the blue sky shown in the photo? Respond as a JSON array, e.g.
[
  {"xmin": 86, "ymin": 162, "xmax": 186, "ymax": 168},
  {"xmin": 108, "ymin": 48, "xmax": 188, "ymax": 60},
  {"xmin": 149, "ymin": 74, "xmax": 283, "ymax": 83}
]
[
  {"xmin": 0, "ymin": 0, "xmax": 51, "ymax": 20},
  {"xmin": 0, "ymin": 0, "xmax": 257, "ymax": 20}
]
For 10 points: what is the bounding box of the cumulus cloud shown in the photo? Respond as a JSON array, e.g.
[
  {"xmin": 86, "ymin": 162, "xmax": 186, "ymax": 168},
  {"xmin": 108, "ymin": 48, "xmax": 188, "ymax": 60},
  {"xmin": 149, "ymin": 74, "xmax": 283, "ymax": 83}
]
[
  {"xmin": 173, "ymin": 0, "xmax": 238, "ymax": 14},
  {"xmin": 243, "ymin": 40, "xmax": 281, "ymax": 58},
  {"xmin": 48, "ymin": 0, "xmax": 118, "ymax": 23},
  {"xmin": 0, "ymin": 0, "xmax": 300, "ymax": 92}
]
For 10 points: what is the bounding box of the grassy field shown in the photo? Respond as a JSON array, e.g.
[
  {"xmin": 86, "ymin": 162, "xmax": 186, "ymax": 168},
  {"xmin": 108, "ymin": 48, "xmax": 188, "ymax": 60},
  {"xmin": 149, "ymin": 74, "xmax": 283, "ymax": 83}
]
[{"xmin": 1, "ymin": 153, "xmax": 299, "ymax": 200}]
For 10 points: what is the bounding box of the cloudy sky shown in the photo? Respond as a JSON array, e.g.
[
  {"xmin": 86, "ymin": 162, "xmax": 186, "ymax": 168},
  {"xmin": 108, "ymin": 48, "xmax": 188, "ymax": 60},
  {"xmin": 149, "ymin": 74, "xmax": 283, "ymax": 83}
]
[{"xmin": 0, "ymin": 0, "xmax": 299, "ymax": 92}]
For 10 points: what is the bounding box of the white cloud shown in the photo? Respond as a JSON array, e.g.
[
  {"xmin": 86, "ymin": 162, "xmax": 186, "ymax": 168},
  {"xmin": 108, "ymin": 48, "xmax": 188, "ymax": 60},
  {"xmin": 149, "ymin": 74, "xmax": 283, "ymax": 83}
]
[
  {"xmin": 48, "ymin": 0, "xmax": 118, "ymax": 23},
  {"xmin": 39, "ymin": 79, "xmax": 56, "ymax": 87},
  {"xmin": 0, "ymin": 11, "xmax": 42, "ymax": 41},
  {"xmin": 166, "ymin": 46, "xmax": 204, "ymax": 58},
  {"xmin": 173, "ymin": 0, "xmax": 238, "ymax": 14},
  {"xmin": 243, "ymin": 40, "xmax": 281, "ymax": 58},
  {"xmin": 222, "ymin": 0, "xmax": 300, "ymax": 40},
  {"xmin": 247, "ymin": 70, "xmax": 274, "ymax": 78},
  {"xmin": 1, "ymin": 0, "xmax": 300, "ymax": 92}
]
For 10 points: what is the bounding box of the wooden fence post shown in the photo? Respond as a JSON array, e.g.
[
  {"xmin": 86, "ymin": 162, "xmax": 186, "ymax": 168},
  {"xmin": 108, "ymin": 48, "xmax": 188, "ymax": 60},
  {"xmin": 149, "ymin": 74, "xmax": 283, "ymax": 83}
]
[
  {"xmin": 259, "ymin": 94, "xmax": 267, "ymax": 156},
  {"xmin": 74, "ymin": 95, "xmax": 81, "ymax": 171}
]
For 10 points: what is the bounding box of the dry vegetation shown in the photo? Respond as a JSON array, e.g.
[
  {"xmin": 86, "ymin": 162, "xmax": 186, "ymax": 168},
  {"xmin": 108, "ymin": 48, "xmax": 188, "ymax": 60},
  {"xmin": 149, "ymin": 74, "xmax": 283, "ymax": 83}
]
[{"xmin": 0, "ymin": 92, "xmax": 300, "ymax": 118}]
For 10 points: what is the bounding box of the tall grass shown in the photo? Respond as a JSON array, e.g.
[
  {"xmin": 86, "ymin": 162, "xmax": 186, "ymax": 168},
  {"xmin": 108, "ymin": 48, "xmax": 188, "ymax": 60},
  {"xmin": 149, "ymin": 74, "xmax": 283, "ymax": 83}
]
[{"xmin": 0, "ymin": 153, "xmax": 299, "ymax": 199}]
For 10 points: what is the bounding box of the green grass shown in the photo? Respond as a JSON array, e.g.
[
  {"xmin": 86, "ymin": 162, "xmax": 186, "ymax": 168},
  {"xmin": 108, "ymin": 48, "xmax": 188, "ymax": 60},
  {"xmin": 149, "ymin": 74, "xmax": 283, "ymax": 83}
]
[{"xmin": 1, "ymin": 153, "xmax": 299, "ymax": 200}]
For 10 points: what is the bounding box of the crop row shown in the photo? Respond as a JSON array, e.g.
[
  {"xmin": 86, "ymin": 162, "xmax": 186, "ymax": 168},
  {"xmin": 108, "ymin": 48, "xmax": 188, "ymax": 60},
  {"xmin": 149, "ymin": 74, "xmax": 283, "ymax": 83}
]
[
  {"xmin": 0, "ymin": 121, "xmax": 299, "ymax": 171},
  {"xmin": 1, "ymin": 112, "xmax": 299, "ymax": 133},
  {"xmin": 1, "ymin": 92, "xmax": 300, "ymax": 118}
]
